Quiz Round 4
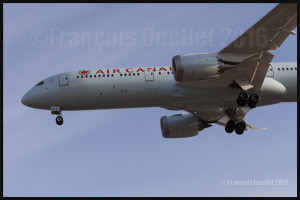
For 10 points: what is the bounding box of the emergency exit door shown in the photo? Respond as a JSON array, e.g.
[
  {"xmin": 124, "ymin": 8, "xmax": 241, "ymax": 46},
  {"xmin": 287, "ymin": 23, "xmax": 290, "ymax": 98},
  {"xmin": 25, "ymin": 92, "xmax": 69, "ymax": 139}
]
[{"xmin": 266, "ymin": 66, "xmax": 274, "ymax": 77}]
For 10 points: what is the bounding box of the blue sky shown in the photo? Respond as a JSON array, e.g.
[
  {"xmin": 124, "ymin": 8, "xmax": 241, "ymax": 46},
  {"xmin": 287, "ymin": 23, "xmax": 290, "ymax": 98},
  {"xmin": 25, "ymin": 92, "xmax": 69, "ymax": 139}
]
[{"xmin": 3, "ymin": 3, "xmax": 297, "ymax": 197}]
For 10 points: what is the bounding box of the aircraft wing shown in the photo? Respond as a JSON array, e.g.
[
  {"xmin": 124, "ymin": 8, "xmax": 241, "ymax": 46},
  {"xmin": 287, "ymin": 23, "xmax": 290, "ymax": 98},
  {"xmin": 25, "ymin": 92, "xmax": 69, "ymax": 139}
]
[
  {"xmin": 218, "ymin": 3, "xmax": 297, "ymax": 90},
  {"xmin": 189, "ymin": 107, "xmax": 260, "ymax": 131},
  {"xmin": 179, "ymin": 3, "xmax": 297, "ymax": 90},
  {"xmin": 219, "ymin": 3, "xmax": 297, "ymax": 55}
]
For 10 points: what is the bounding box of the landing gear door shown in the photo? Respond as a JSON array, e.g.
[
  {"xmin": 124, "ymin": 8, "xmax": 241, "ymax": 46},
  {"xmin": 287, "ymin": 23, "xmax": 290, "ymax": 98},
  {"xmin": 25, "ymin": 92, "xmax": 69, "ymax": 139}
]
[
  {"xmin": 59, "ymin": 74, "xmax": 69, "ymax": 86},
  {"xmin": 266, "ymin": 66, "xmax": 274, "ymax": 77},
  {"xmin": 144, "ymin": 70, "xmax": 154, "ymax": 81}
]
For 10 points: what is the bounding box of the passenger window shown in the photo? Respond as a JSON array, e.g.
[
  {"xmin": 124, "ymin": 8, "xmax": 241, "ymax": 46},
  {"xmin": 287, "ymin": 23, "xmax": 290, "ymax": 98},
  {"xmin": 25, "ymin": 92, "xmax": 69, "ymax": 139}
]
[
  {"xmin": 159, "ymin": 72, "xmax": 161, "ymax": 75},
  {"xmin": 124, "ymin": 74, "xmax": 127, "ymax": 76},
  {"xmin": 112, "ymin": 74, "xmax": 114, "ymax": 77},
  {"xmin": 167, "ymin": 72, "xmax": 170, "ymax": 74},
  {"xmin": 291, "ymin": 68, "xmax": 293, "ymax": 70},
  {"xmin": 81, "ymin": 75, "xmax": 83, "ymax": 78},
  {"xmin": 129, "ymin": 73, "xmax": 131, "ymax": 76},
  {"xmin": 103, "ymin": 75, "xmax": 105, "ymax": 77},
  {"xmin": 286, "ymin": 68, "xmax": 289, "ymax": 70},
  {"xmin": 98, "ymin": 74, "xmax": 101, "ymax": 77},
  {"xmin": 282, "ymin": 68, "xmax": 284, "ymax": 71},
  {"xmin": 90, "ymin": 75, "xmax": 92, "ymax": 78},
  {"xmin": 120, "ymin": 74, "xmax": 122, "ymax": 76},
  {"xmin": 107, "ymin": 74, "xmax": 110, "ymax": 77},
  {"xmin": 295, "ymin": 67, "xmax": 297, "ymax": 70},
  {"xmin": 94, "ymin": 75, "xmax": 96, "ymax": 77},
  {"xmin": 278, "ymin": 68, "xmax": 280, "ymax": 71},
  {"xmin": 137, "ymin": 73, "xmax": 140, "ymax": 76},
  {"xmin": 86, "ymin": 75, "xmax": 88, "ymax": 78},
  {"xmin": 133, "ymin": 73, "xmax": 135, "ymax": 76}
]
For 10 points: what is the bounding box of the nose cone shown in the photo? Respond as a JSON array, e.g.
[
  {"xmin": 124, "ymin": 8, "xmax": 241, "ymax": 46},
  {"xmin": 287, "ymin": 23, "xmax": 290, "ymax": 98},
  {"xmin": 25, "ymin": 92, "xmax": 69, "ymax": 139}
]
[{"xmin": 21, "ymin": 93, "xmax": 31, "ymax": 107}]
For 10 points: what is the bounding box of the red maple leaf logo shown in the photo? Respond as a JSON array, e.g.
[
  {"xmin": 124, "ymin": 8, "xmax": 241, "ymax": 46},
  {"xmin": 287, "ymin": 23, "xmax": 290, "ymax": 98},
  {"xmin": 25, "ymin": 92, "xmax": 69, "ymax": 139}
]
[{"xmin": 79, "ymin": 70, "xmax": 90, "ymax": 75}]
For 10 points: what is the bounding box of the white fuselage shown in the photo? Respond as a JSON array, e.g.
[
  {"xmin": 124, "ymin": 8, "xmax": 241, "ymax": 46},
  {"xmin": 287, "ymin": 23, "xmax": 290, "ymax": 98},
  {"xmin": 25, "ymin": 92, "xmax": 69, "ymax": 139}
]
[{"xmin": 21, "ymin": 62, "xmax": 297, "ymax": 112}]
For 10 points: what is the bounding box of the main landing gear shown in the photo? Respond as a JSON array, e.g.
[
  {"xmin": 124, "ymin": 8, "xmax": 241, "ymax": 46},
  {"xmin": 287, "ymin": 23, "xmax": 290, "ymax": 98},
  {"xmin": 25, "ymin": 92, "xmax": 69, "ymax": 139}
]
[
  {"xmin": 51, "ymin": 106, "xmax": 64, "ymax": 126},
  {"xmin": 237, "ymin": 92, "xmax": 260, "ymax": 109},
  {"xmin": 225, "ymin": 120, "xmax": 246, "ymax": 135}
]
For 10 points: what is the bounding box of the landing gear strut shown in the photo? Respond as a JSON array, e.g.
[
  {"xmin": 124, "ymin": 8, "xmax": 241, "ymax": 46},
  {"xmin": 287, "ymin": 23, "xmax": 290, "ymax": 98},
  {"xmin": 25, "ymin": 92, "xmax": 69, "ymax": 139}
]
[
  {"xmin": 225, "ymin": 120, "xmax": 246, "ymax": 135},
  {"xmin": 237, "ymin": 92, "xmax": 260, "ymax": 108}
]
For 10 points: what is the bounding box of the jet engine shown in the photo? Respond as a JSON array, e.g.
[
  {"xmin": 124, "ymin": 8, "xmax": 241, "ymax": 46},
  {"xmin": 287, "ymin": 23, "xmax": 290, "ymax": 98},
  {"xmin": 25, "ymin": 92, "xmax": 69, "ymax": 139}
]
[
  {"xmin": 172, "ymin": 53, "xmax": 234, "ymax": 82},
  {"xmin": 160, "ymin": 113, "xmax": 211, "ymax": 138}
]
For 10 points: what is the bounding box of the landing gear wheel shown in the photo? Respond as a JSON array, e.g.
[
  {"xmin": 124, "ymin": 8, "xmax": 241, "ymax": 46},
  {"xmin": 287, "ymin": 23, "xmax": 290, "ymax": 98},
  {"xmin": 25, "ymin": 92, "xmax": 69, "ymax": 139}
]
[
  {"xmin": 239, "ymin": 92, "xmax": 249, "ymax": 101},
  {"xmin": 247, "ymin": 94, "xmax": 260, "ymax": 109},
  {"xmin": 248, "ymin": 102, "xmax": 257, "ymax": 109},
  {"xmin": 235, "ymin": 121, "xmax": 246, "ymax": 135},
  {"xmin": 237, "ymin": 98, "xmax": 246, "ymax": 107},
  {"xmin": 250, "ymin": 94, "xmax": 260, "ymax": 103},
  {"xmin": 235, "ymin": 129, "xmax": 244, "ymax": 135},
  {"xmin": 236, "ymin": 121, "xmax": 246, "ymax": 130},
  {"xmin": 225, "ymin": 120, "xmax": 235, "ymax": 133},
  {"xmin": 56, "ymin": 116, "xmax": 63, "ymax": 125}
]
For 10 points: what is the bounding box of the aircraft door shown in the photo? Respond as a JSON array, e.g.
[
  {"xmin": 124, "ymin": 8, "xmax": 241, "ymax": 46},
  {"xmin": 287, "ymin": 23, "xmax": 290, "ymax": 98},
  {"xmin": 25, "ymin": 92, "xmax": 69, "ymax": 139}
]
[
  {"xmin": 59, "ymin": 74, "xmax": 69, "ymax": 86},
  {"xmin": 144, "ymin": 70, "xmax": 154, "ymax": 81},
  {"xmin": 266, "ymin": 66, "xmax": 274, "ymax": 77}
]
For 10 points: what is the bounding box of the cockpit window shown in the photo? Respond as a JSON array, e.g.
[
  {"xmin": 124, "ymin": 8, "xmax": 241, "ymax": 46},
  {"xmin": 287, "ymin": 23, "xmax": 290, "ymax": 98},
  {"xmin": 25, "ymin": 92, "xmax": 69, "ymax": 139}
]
[{"xmin": 36, "ymin": 81, "xmax": 44, "ymax": 86}]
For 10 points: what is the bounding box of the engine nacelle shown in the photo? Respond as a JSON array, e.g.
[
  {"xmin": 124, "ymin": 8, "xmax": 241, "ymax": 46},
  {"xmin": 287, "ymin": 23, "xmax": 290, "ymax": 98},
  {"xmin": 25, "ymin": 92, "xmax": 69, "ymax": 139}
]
[
  {"xmin": 160, "ymin": 113, "xmax": 209, "ymax": 138},
  {"xmin": 172, "ymin": 53, "xmax": 222, "ymax": 82}
]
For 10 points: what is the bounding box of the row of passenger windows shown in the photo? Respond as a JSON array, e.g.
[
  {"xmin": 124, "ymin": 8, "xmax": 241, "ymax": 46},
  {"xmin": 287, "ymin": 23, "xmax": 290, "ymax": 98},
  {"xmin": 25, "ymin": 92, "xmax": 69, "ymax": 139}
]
[
  {"xmin": 76, "ymin": 71, "xmax": 174, "ymax": 78},
  {"xmin": 77, "ymin": 73, "xmax": 139, "ymax": 78},
  {"xmin": 277, "ymin": 67, "xmax": 297, "ymax": 71}
]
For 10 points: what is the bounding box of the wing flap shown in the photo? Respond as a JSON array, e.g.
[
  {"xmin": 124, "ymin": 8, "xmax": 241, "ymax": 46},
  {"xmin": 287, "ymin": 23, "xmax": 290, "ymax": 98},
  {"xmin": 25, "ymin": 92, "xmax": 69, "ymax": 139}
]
[{"xmin": 233, "ymin": 51, "xmax": 274, "ymax": 89}]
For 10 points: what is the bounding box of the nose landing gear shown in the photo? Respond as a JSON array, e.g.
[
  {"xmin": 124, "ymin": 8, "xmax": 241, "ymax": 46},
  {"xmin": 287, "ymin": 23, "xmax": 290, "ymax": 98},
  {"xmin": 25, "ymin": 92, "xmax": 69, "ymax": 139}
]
[
  {"xmin": 56, "ymin": 115, "xmax": 63, "ymax": 125},
  {"xmin": 51, "ymin": 106, "xmax": 64, "ymax": 126}
]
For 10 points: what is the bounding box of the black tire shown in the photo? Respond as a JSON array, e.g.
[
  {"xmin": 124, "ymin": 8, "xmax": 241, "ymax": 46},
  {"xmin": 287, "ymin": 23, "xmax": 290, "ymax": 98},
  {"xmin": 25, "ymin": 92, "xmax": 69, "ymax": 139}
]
[
  {"xmin": 236, "ymin": 121, "xmax": 246, "ymax": 131},
  {"xmin": 235, "ymin": 129, "xmax": 244, "ymax": 135},
  {"xmin": 225, "ymin": 126, "xmax": 234, "ymax": 133},
  {"xmin": 237, "ymin": 98, "xmax": 246, "ymax": 106},
  {"xmin": 239, "ymin": 92, "xmax": 249, "ymax": 101},
  {"xmin": 227, "ymin": 120, "xmax": 235, "ymax": 127},
  {"xmin": 56, "ymin": 116, "xmax": 63, "ymax": 125},
  {"xmin": 250, "ymin": 94, "xmax": 260, "ymax": 103},
  {"xmin": 248, "ymin": 102, "xmax": 257, "ymax": 109},
  {"xmin": 225, "ymin": 120, "xmax": 235, "ymax": 133}
]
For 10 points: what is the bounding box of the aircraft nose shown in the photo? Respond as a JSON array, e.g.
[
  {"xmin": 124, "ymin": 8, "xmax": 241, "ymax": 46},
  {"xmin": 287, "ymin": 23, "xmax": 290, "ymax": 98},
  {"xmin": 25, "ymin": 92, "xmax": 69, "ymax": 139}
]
[{"xmin": 21, "ymin": 93, "xmax": 31, "ymax": 107}]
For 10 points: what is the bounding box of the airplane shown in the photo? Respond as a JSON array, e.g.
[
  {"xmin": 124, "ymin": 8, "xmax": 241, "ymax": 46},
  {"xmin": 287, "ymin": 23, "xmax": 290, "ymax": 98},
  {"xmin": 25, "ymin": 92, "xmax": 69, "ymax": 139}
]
[{"xmin": 21, "ymin": 3, "xmax": 297, "ymax": 137}]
